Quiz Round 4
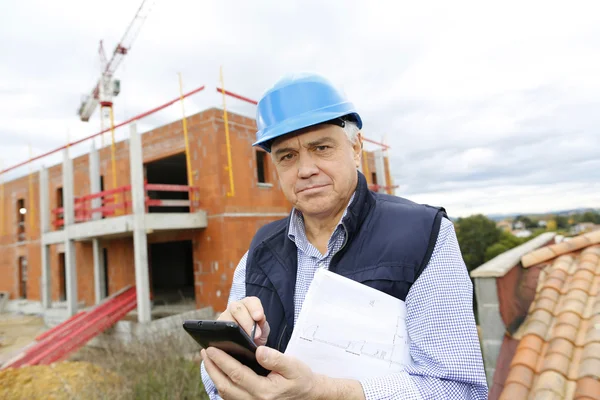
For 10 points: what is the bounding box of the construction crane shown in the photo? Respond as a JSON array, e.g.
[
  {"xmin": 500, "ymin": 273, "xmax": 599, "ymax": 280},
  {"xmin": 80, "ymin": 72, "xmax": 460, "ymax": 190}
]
[
  {"xmin": 77, "ymin": 0, "xmax": 155, "ymax": 127},
  {"xmin": 76, "ymin": 0, "xmax": 155, "ymax": 206}
]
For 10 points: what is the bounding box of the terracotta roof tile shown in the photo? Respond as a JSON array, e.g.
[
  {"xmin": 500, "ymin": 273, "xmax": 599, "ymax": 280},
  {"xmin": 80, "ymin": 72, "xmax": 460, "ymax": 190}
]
[
  {"xmin": 536, "ymin": 297, "xmax": 559, "ymax": 315},
  {"xmin": 556, "ymin": 311, "xmax": 582, "ymax": 328},
  {"xmin": 575, "ymin": 320, "xmax": 589, "ymax": 347},
  {"xmin": 500, "ymin": 233, "xmax": 600, "ymax": 399},
  {"xmin": 568, "ymin": 347, "xmax": 583, "ymax": 381},
  {"xmin": 549, "ymin": 268, "xmax": 570, "ymax": 283},
  {"xmin": 554, "ymin": 255, "xmax": 576, "ymax": 272},
  {"xmin": 532, "ymin": 390, "xmax": 568, "ymax": 400},
  {"xmin": 573, "ymin": 268, "xmax": 595, "ymax": 283},
  {"xmin": 574, "ymin": 377, "xmax": 600, "ymax": 399},
  {"xmin": 592, "ymin": 299, "xmax": 600, "ymax": 318},
  {"xmin": 577, "ymin": 358, "xmax": 600, "ymax": 380},
  {"xmin": 552, "ymin": 323, "xmax": 579, "ymax": 344},
  {"xmin": 564, "ymin": 380, "xmax": 577, "ymax": 400},
  {"xmin": 559, "ymin": 297, "xmax": 587, "ymax": 316},
  {"xmin": 569, "ymin": 278, "xmax": 593, "ymax": 294},
  {"xmin": 522, "ymin": 247, "xmax": 561, "ymax": 268},
  {"xmin": 510, "ymin": 347, "xmax": 540, "ymax": 371},
  {"xmin": 522, "ymin": 319, "xmax": 552, "ymax": 341},
  {"xmin": 521, "ymin": 231, "xmax": 600, "ymax": 268},
  {"xmin": 518, "ymin": 334, "xmax": 545, "ymax": 354},
  {"xmin": 539, "ymin": 287, "xmax": 561, "ymax": 303},
  {"xmin": 543, "ymin": 277, "xmax": 567, "ymax": 295},
  {"xmin": 589, "ymin": 277, "xmax": 599, "ymax": 297},
  {"xmin": 532, "ymin": 370, "xmax": 568, "ymax": 397},
  {"xmin": 582, "ymin": 296, "xmax": 595, "ymax": 319},
  {"xmin": 499, "ymin": 382, "xmax": 530, "ymax": 400},
  {"xmin": 541, "ymin": 352, "xmax": 571, "ymax": 376},
  {"xmin": 584, "ymin": 320, "xmax": 600, "ymax": 344},
  {"xmin": 547, "ymin": 337, "xmax": 575, "ymax": 359},
  {"xmin": 531, "ymin": 309, "xmax": 554, "ymax": 326},
  {"xmin": 505, "ymin": 364, "xmax": 535, "ymax": 389},
  {"xmin": 582, "ymin": 342, "xmax": 600, "ymax": 363}
]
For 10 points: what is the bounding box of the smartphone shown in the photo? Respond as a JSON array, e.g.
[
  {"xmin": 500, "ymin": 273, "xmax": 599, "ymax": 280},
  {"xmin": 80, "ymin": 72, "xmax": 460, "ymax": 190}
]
[{"xmin": 183, "ymin": 320, "xmax": 270, "ymax": 376}]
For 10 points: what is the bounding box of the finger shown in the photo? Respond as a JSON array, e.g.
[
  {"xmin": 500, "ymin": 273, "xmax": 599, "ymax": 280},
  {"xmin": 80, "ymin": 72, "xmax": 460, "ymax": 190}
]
[
  {"xmin": 255, "ymin": 346, "xmax": 302, "ymax": 379},
  {"xmin": 242, "ymin": 297, "xmax": 267, "ymax": 340},
  {"xmin": 206, "ymin": 346, "xmax": 266, "ymax": 398},
  {"xmin": 241, "ymin": 296, "xmax": 265, "ymax": 322},
  {"xmin": 202, "ymin": 349, "xmax": 251, "ymax": 400},
  {"xmin": 256, "ymin": 319, "xmax": 270, "ymax": 346},
  {"xmin": 228, "ymin": 300, "xmax": 256, "ymax": 337}
]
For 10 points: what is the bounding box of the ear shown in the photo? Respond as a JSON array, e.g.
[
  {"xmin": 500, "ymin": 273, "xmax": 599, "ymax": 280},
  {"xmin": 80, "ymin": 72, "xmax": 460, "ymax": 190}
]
[{"xmin": 353, "ymin": 132, "xmax": 363, "ymax": 168}]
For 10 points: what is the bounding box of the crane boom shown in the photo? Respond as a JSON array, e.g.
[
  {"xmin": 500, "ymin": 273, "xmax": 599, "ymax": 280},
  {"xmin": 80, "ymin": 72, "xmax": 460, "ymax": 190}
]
[
  {"xmin": 77, "ymin": 0, "xmax": 155, "ymax": 121},
  {"xmin": 102, "ymin": 0, "xmax": 154, "ymax": 79}
]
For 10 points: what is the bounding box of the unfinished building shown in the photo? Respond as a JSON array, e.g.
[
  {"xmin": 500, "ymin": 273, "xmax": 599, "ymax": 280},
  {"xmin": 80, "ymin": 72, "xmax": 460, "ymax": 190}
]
[{"xmin": 0, "ymin": 107, "xmax": 395, "ymax": 325}]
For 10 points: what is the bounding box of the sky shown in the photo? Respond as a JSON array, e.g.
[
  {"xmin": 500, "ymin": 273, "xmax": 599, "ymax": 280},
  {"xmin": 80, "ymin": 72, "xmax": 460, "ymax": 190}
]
[{"xmin": 1, "ymin": 0, "xmax": 599, "ymax": 218}]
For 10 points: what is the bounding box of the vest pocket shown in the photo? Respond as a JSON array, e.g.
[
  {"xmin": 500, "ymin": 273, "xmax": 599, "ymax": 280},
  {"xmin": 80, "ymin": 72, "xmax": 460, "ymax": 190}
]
[
  {"xmin": 247, "ymin": 271, "xmax": 276, "ymax": 292},
  {"xmin": 342, "ymin": 263, "xmax": 416, "ymax": 301}
]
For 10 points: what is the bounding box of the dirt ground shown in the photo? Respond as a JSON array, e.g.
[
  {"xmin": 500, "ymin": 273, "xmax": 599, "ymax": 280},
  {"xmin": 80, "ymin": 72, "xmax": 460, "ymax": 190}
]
[
  {"xmin": 0, "ymin": 313, "xmax": 46, "ymax": 366},
  {"xmin": 0, "ymin": 313, "xmax": 124, "ymax": 399}
]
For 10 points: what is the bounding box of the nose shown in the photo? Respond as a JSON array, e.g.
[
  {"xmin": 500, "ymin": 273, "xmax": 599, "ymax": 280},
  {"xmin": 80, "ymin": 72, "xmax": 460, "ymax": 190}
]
[{"xmin": 297, "ymin": 152, "xmax": 319, "ymax": 179}]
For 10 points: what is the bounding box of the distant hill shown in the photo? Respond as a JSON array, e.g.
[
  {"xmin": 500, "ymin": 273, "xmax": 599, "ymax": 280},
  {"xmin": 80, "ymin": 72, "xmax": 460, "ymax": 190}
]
[{"xmin": 486, "ymin": 207, "xmax": 600, "ymax": 221}]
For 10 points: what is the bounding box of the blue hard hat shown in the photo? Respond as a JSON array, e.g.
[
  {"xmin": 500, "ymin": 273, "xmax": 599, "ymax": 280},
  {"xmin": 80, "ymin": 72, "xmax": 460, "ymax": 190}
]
[{"xmin": 253, "ymin": 72, "xmax": 363, "ymax": 152}]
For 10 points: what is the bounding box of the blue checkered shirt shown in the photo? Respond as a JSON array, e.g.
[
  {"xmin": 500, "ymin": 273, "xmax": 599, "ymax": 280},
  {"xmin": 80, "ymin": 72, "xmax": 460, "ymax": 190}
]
[{"xmin": 201, "ymin": 201, "xmax": 489, "ymax": 399}]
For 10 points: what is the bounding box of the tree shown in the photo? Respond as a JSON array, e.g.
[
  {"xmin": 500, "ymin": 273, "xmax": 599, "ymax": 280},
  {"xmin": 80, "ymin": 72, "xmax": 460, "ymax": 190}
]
[
  {"xmin": 546, "ymin": 219, "xmax": 557, "ymax": 231},
  {"xmin": 455, "ymin": 214, "xmax": 502, "ymax": 272},
  {"xmin": 555, "ymin": 215, "xmax": 570, "ymax": 229},
  {"xmin": 485, "ymin": 242, "xmax": 511, "ymax": 261},
  {"xmin": 581, "ymin": 211, "xmax": 600, "ymax": 224},
  {"xmin": 483, "ymin": 231, "xmax": 529, "ymax": 262}
]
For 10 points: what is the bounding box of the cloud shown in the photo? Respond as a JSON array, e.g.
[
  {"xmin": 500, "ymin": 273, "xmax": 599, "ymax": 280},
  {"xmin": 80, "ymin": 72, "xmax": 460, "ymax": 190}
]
[{"xmin": 1, "ymin": 0, "xmax": 599, "ymax": 217}]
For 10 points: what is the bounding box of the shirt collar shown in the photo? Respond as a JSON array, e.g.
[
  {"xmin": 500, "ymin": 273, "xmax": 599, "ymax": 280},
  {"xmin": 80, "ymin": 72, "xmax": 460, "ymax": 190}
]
[{"xmin": 287, "ymin": 192, "xmax": 356, "ymax": 248}]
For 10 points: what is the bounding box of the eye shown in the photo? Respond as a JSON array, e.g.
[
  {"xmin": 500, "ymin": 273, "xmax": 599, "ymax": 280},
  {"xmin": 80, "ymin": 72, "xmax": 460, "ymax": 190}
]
[
  {"xmin": 316, "ymin": 145, "xmax": 329, "ymax": 151},
  {"xmin": 280, "ymin": 153, "xmax": 294, "ymax": 162}
]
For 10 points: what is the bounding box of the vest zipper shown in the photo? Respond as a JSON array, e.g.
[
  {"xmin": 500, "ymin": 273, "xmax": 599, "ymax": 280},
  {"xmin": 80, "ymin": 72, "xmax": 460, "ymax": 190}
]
[{"xmin": 277, "ymin": 323, "xmax": 288, "ymax": 351}]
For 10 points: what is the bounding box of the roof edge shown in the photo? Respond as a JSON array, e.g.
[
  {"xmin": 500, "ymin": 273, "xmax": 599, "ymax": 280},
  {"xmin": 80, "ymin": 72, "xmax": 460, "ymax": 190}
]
[{"xmin": 470, "ymin": 232, "xmax": 556, "ymax": 278}]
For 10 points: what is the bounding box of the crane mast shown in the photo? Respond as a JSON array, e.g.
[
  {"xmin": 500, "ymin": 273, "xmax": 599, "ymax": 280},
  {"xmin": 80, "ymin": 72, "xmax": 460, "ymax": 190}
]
[{"xmin": 77, "ymin": 0, "xmax": 155, "ymax": 126}]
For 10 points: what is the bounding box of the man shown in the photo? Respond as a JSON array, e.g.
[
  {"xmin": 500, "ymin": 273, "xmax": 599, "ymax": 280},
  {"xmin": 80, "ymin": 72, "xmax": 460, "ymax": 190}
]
[{"xmin": 201, "ymin": 73, "xmax": 488, "ymax": 399}]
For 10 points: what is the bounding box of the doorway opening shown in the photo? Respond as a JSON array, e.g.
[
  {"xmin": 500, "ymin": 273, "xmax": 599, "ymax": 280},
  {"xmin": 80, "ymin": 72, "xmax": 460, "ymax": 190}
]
[
  {"xmin": 149, "ymin": 240, "xmax": 195, "ymax": 307},
  {"xmin": 18, "ymin": 256, "xmax": 27, "ymax": 299},
  {"xmin": 56, "ymin": 187, "xmax": 64, "ymax": 230},
  {"xmin": 58, "ymin": 253, "xmax": 66, "ymax": 301},
  {"xmin": 102, "ymin": 248, "xmax": 109, "ymax": 298},
  {"xmin": 144, "ymin": 153, "xmax": 189, "ymax": 213},
  {"xmin": 16, "ymin": 198, "xmax": 26, "ymax": 241}
]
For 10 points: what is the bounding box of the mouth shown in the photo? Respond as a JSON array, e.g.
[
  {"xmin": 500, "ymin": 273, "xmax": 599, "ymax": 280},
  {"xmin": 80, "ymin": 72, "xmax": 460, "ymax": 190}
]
[{"xmin": 297, "ymin": 184, "xmax": 329, "ymax": 194}]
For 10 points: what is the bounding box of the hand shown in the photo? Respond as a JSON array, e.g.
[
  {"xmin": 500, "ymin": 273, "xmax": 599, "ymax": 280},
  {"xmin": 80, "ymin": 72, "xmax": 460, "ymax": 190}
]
[
  {"xmin": 218, "ymin": 296, "xmax": 270, "ymax": 345},
  {"xmin": 201, "ymin": 345, "xmax": 322, "ymax": 400}
]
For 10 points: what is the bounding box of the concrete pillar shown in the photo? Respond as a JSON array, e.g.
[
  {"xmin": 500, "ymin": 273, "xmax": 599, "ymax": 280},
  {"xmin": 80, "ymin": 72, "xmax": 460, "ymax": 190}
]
[
  {"xmin": 374, "ymin": 149, "xmax": 387, "ymax": 193},
  {"xmin": 39, "ymin": 167, "xmax": 52, "ymax": 309},
  {"xmin": 62, "ymin": 149, "xmax": 78, "ymax": 316},
  {"xmin": 474, "ymin": 277, "xmax": 505, "ymax": 386},
  {"xmin": 129, "ymin": 122, "xmax": 151, "ymax": 323},
  {"xmin": 89, "ymin": 142, "xmax": 106, "ymax": 304}
]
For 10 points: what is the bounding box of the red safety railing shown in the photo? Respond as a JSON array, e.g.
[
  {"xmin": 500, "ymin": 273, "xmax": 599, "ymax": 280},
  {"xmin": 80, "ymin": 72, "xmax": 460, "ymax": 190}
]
[
  {"xmin": 52, "ymin": 183, "xmax": 200, "ymax": 229},
  {"xmin": 1, "ymin": 286, "xmax": 137, "ymax": 369}
]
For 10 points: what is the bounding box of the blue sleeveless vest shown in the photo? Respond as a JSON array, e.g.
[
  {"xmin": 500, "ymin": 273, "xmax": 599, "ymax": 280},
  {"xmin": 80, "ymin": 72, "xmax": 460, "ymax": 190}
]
[{"xmin": 245, "ymin": 171, "xmax": 446, "ymax": 352}]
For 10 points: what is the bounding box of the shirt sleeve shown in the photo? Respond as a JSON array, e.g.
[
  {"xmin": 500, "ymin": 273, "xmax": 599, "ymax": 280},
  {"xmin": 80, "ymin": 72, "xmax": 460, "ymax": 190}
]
[
  {"xmin": 200, "ymin": 251, "xmax": 249, "ymax": 400},
  {"xmin": 359, "ymin": 218, "xmax": 489, "ymax": 400}
]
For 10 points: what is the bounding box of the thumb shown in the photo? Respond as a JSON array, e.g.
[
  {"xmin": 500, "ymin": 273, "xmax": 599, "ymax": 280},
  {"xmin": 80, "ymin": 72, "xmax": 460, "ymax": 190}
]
[{"xmin": 255, "ymin": 346, "xmax": 300, "ymax": 378}]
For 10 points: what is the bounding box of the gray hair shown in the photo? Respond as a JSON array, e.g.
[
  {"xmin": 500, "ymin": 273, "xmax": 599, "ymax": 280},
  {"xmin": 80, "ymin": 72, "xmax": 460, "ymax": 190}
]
[{"xmin": 343, "ymin": 120, "xmax": 361, "ymax": 144}]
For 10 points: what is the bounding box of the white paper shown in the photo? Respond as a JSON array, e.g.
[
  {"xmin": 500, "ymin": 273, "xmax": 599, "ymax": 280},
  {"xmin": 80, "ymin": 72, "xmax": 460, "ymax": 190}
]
[{"xmin": 284, "ymin": 268, "xmax": 413, "ymax": 381}]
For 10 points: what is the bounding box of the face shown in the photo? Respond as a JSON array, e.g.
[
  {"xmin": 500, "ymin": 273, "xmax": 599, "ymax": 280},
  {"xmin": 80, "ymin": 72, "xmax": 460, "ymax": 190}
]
[{"xmin": 270, "ymin": 124, "xmax": 362, "ymax": 219}]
